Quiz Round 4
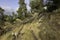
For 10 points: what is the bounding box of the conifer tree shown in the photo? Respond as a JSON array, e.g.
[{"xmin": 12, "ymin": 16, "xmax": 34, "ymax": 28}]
[
  {"xmin": 30, "ymin": 0, "xmax": 43, "ymax": 13},
  {"xmin": 17, "ymin": 0, "xmax": 27, "ymax": 20},
  {"xmin": 0, "ymin": 7, "xmax": 5, "ymax": 26}
]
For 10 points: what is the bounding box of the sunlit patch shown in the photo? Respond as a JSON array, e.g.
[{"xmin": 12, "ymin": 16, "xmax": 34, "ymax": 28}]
[{"xmin": 43, "ymin": 6, "xmax": 47, "ymax": 10}]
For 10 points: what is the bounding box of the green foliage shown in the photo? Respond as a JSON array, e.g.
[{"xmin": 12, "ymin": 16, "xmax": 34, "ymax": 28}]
[
  {"xmin": 0, "ymin": 0, "xmax": 60, "ymax": 40},
  {"xmin": 5, "ymin": 12, "xmax": 18, "ymax": 23},
  {"xmin": 12, "ymin": 12, "xmax": 17, "ymax": 20},
  {"xmin": 3, "ymin": 12, "xmax": 17, "ymax": 24},
  {"xmin": 4, "ymin": 15, "xmax": 15, "ymax": 24},
  {"xmin": 30, "ymin": 0, "xmax": 43, "ymax": 12},
  {"xmin": 17, "ymin": 0, "xmax": 27, "ymax": 20},
  {"xmin": 0, "ymin": 7, "xmax": 4, "ymax": 13},
  {"xmin": 0, "ymin": 7, "xmax": 5, "ymax": 26}
]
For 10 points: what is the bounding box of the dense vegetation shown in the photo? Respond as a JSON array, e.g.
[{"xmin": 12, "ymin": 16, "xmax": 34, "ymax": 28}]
[{"xmin": 0, "ymin": 0, "xmax": 60, "ymax": 40}]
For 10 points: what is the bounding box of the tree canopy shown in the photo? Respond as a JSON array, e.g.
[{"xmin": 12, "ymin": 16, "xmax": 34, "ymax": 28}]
[{"xmin": 17, "ymin": 0, "xmax": 27, "ymax": 20}]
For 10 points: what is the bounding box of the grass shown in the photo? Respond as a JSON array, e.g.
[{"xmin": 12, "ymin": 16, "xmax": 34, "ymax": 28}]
[{"xmin": 0, "ymin": 12, "xmax": 60, "ymax": 40}]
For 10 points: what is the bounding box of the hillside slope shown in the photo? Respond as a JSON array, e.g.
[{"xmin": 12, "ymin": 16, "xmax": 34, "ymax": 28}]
[{"xmin": 0, "ymin": 12, "xmax": 60, "ymax": 40}]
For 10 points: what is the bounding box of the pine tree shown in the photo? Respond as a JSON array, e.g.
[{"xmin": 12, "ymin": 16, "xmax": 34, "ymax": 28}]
[
  {"xmin": 30, "ymin": 0, "xmax": 43, "ymax": 13},
  {"xmin": 17, "ymin": 0, "xmax": 27, "ymax": 20},
  {"xmin": 0, "ymin": 7, "xmax": 5, "ymax": 26}
]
